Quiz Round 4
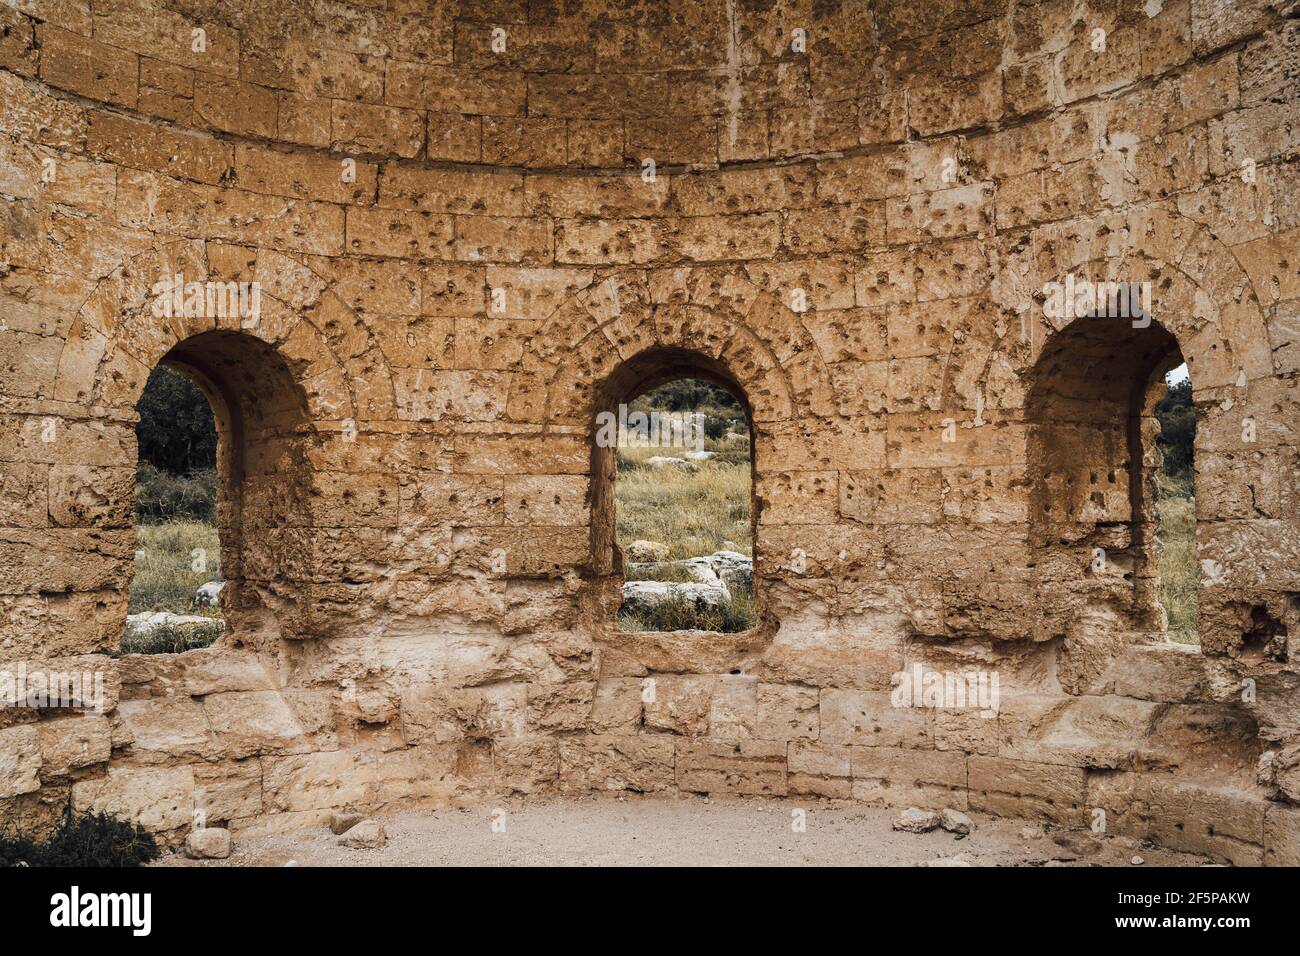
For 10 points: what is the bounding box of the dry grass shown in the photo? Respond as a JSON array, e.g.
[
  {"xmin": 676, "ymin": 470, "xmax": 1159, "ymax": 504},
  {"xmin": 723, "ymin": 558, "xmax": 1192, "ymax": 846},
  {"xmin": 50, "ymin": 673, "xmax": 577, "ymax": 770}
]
[
  {"xmin": 618, "ymin": 588, "xmax": 756, "ymax": 633},
  {"xmin": 120, "ymin": 621, "xmax": 224, "ymax": 656},
  {"xmin": 129, "ymin": 519, "xmax": 223, "ymax": 616},
  {"xmin": 615, "ymin": 427, "xmax": 755, "ymax": 631},
  {"xmin": 1155, "ymin": 474, "xmax": 1198, "ymax": 645},
  {"xmin": 615, "ymin": 447, "xmax": 752, "ymax": 561}
]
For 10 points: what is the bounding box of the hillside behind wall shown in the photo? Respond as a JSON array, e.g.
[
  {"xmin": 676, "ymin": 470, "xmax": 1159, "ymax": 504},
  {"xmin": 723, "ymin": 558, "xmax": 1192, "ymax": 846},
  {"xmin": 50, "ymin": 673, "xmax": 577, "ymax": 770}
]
[{"xmin": 1, "ymin": 0, "xmax": 1298, "ymax": 863}]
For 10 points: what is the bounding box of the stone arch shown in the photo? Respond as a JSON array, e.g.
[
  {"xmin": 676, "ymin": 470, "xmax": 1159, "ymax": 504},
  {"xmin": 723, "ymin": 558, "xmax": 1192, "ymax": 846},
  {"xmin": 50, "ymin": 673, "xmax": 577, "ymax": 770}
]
[
  {"xmin": 506, "ymin": 269, "xmax": 836, "ymax": 431},
  {"xmin": 588, "ymin": 344, "xmax": 758, "ymax": 573},
  {"xmin": 124, "ymin": 328, "xmax": 321, "ymax": 647},
  {"xmin": 986, "ymin": 207, "xmax": 1277, "ymax": 688},
  {"xmin": 587, "ymin": 345, "xmax": 772, "ymax": 655},
  {"xmin": 51, "ymin": 243, "xmax": 389, "ymax": 423},
  {"xmin": 46, "ymin": 242, "xmax": 407, "ymax": 647},
  {"xmin": 1017, "ymin": 208, "xmax": 1273, "ymax": 391}
]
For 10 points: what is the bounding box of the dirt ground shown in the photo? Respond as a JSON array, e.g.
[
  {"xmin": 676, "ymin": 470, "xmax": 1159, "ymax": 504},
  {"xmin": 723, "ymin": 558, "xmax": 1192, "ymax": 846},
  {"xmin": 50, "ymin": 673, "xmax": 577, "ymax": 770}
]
[{"xmin": 156, "ymin": 795, "xmax": 1216, "ymax": 867}]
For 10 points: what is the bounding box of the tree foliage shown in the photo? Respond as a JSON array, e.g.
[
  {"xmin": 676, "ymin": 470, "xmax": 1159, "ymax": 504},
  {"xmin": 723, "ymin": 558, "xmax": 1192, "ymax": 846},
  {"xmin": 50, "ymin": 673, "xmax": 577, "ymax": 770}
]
[
  {"xmin": 136, "ymin": 366, "xmax": 217, "ymax": 475},
  {"xmin": 1155, "ymin": 379, "xmax": 1195, "ymax": 486},
  {"xmin": 634, "ymin": 379, "xmax": 741, "ymax": 416}
]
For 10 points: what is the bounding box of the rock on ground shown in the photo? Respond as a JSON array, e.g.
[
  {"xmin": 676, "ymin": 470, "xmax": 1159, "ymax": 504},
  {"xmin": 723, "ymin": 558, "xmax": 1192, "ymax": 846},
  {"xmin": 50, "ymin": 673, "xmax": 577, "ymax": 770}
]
[
  {"xmin": 184, "ymin": 827, "xmax": 232, "ymax": 859},
  {"xmin": 893, "ymin": 807, "xmax": 941, "ymax": 833},
  {"xmin": 194, "ymin": 581, "xmax": 224, "ymax": 607},
  {"xmin": 940, "ymin": 808, "xmax": 973, "ymax": 835},
  {"xmin": 329, "ymin": 810, "xmax": 363, "ymax": 835},
  {"xmin": 153, "ymin": 797, "xmax": 1218, "ymax": 869},
  {"xmin": 621, "ymin": 579, "xmax": 731, "ymax": 611},
  {"xmin": 338, "ymin": 819, "xmax": 386, "ymax": 849},
  {"xmin": 625, "ymin": 540, "xmax": 668, "ymax": 562},
  {"xmin": 622, "ymin": 551, "xmax": 753, "ymax": 610},
  {"xmin": 126, "ymin": 611, "xmax": 223, "ymax": 634}
]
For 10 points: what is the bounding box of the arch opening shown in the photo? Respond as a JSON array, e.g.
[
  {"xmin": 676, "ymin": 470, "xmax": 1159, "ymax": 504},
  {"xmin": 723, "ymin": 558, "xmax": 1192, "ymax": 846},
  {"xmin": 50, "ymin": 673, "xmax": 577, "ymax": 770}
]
[
  {"xmin": 591, "ymin": 349, "xmax": 758, "ymax": 635},
  {"xmin": 125, "ymin": 330, "xmax": 313, "ymax": 652},
  {"xmin": 1026, "ymin": 315, "xmax": 1198, "ymax": 649}
]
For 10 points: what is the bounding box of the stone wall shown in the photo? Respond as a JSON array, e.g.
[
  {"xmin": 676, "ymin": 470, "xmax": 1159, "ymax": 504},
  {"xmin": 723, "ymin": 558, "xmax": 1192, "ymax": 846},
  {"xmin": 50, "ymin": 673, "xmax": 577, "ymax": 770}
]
[{"xmin": 1, "ymin": 0, "xmax": 1298, "ymax": 864}]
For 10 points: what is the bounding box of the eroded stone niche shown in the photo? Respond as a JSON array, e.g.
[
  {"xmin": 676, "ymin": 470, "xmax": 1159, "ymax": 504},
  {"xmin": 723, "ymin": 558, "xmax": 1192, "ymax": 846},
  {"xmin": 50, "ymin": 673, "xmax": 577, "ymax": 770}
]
[{"xmin": 1, "ymin": 0, "xmax": 1298, "ymax": 864}]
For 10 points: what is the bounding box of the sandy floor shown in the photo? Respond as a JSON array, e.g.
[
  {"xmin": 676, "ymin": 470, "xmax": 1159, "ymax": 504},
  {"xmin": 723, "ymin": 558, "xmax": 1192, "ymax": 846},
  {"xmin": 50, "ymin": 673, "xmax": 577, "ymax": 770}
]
[{"xmin": 156, "ymin": 795, "xmax": 1215, "ymax": 867}]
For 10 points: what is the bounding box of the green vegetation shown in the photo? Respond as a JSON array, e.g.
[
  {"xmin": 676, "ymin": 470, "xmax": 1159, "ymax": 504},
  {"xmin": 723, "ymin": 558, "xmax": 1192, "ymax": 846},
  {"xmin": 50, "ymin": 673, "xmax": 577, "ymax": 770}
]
[
  {"xmin": 129, "ymin": 367, "xmax": 224, "ymax": 650},
  {"xmin": 129, "ymin": 520, "xmax": 222, "ymax": 614},
  {"xmin": 1154, "ymin": 375, "xmax": 1198, "ymax": 645},
  {"xmin": 120, "ymin": 620, "xmax": 224, "ymax": 656},
  {"xmin": 136, "ymin": 462, "xmax": 216, "ymax": 523},
  {"xmin": 615, "ymin": 445, "xmax": 752, "ymax": 559},
  {"xmin": 616, "ymin": 379, "xmax": 755, "ymax": 632},
  {"xmin": 619, "ymin": 588, "xmax": 756, "ymax": 633},
  {"xmin": 0, "ymin": 807, "xmax": 159, "ymax": 867},
  {"xmin": 136, "ymin": 365, "xmax": 216, "ymax": 475},
  {"xmin": 1155, "ymin": 379, "xmax": 1194, "ymax": 486}
]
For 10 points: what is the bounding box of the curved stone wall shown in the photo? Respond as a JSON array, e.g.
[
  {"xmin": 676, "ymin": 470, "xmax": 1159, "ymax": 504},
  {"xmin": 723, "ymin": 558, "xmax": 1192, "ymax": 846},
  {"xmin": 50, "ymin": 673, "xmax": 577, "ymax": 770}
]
[{"xmin": 1, "ymin": 0, "xmax": 1298, "ymax": 863}]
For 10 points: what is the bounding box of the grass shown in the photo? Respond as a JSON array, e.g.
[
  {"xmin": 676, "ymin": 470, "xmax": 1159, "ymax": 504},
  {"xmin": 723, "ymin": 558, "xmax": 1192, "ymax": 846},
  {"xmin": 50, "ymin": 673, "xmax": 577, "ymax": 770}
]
[
  {"xmin": 119, "ymin": 621, "xmax": 224, "ymax": 656},
  {"xmin": 619, "ymin": 586, "xmax": 756, "ymax": 633},
  {"xmin": 136, "ymin": 462, "xmax": 216, "ymax": 522},
  {"xmin": 127, "ymin": 517, "xmax": 224, "ymax": 654},
  {"xmin": 615, "ymin": 389, "xmax": 755, "ymax": 632},
  {"xmin": 1155, "ymin": 473, "xmax": 1199, "ymax": 645},
  {"xmin": 615, "ymin": 446, "xmax": 752, "ymax": 560},
  {"xmin": 129, "ymin": 520, "xmax": 223, "ymax": 615}
]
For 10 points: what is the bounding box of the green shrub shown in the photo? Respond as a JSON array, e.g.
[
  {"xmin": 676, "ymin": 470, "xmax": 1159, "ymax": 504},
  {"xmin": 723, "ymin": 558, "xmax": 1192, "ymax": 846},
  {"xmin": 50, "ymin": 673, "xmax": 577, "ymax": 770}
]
[
  {"xmin": 119, "ymin": 621, "xmax": 224, "ymax": 656},
  {"xmin": 136, "ymin": 462, "xmax": 217, "ymax": 523},
  {"xmin": 136, "ymin": 365, "xmax": 217, "ymax": 475},
  {"xmin": 0, "ymin": 807, "xmax": 159, "ymax": 867},
  {"xmin": 620, "ymin": 586, "xmax": 756, "ymax": 633},
  {"xmin": 1155, "ymin": 378, "xmax": 1195, "ymax": 485},
  {"xmin": 702, "ymin": 414, "xmax": 729, "ymax": 441}
]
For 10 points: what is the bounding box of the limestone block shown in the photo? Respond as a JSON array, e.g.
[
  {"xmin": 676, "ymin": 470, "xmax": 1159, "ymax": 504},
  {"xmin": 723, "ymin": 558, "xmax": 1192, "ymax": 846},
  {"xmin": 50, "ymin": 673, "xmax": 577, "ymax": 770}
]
[
  {"xmin": 37, "ymin": 714, "xmax": 111, "ymax": 776},
  {"xmin": 558, "ymin": 735, "xmax": 675, "ymax": 793},
  {"xmin": 676, "ymin": 739, "xmax": 788, "ymax": 796},
  {"xmin": 72, "ymin": 766, "xmax": 194, "ymax": 832},
  {"xmin": 0, "ymin": 724, "xmax": 41, "ymax": 798},
  {"xmin": 820, "ymin": 688, "xmax": 932, "ymax": 749}
]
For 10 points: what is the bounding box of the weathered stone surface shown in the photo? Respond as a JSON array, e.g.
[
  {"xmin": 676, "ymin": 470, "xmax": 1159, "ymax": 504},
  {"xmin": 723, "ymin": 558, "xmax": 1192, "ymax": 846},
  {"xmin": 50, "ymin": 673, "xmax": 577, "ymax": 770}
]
[
  {"xmin": 117, "ymin": 697, "xmax": 213, "ymax": 757},
  {"xmin": 0, "ymin": 725, "xmax": 41, "ymax": 798},
  {"xmin": 676, "ymin": 739, "xmax": 788, "ymax": 796},
  {"xmin": 71, "ymin": 766, "xmax": 194, "ymax": 831},
  {"xmin": 559, "ymin": 736, "xmax": 674, "ymax": 793},
  {"xmin": 36, "ymin": 715, "xmax": 111, "ymax": 776},
  {"xmin": 263, "ymin": 751, "xmax": 375, "ymax": 813},
  {"xmin": 184, "ymin": 826, "xmax": 232, "ymax": 859},
  {"xmin": 338, "ymin": 819, "xmax": 386, "ymax": 849},
  {"xmin": 2, "ymin": 0, "xmax": 1296, "ymax": 865},
  {"xmin": 893, "ymin": 807, "xmax": 941, "ymax": 833}
]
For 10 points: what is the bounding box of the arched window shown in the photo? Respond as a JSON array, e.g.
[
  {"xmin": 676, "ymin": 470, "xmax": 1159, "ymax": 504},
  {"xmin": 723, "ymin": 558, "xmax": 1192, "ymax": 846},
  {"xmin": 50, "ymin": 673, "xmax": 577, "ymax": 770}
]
[
  {"xmin": 126, "ymin": 331, "xmax": 311, "ymax": 652},
  {"xmin": 592, "ymin": 351, "xmax": 757, "ymax": 634},
  {"xmin": 1026, "ymin": 313, "xmax": 1197, "ymax": 653},
  {"xmin": 128, "ymin": 364, "xmax": 223, "ymax": 652},
  {"xmin": 1151, "ymin": 363, "xmax": 1198, "ymax": 646}
]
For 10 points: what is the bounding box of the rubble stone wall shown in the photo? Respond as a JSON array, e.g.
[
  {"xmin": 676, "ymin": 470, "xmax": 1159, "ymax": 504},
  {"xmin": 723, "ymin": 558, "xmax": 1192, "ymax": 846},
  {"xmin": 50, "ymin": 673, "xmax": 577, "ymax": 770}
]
[{"xmin": 1, "ymin": 0, "xmax": 1298, "ymax": 864}]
